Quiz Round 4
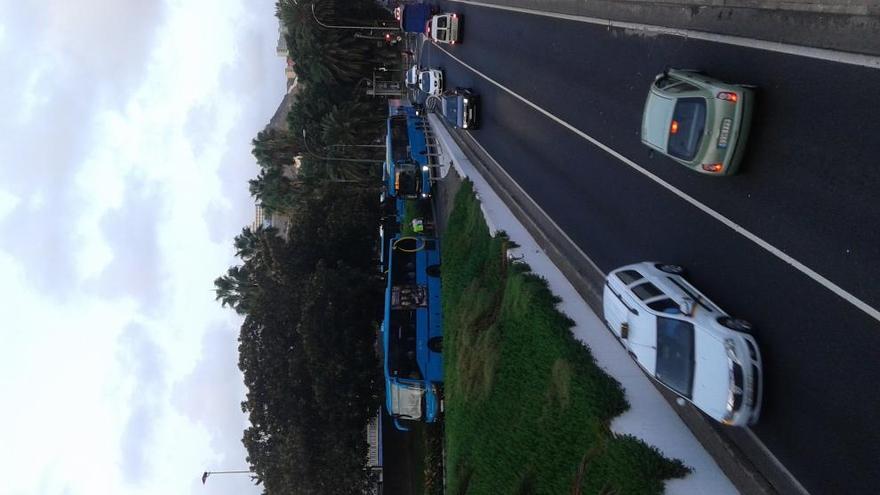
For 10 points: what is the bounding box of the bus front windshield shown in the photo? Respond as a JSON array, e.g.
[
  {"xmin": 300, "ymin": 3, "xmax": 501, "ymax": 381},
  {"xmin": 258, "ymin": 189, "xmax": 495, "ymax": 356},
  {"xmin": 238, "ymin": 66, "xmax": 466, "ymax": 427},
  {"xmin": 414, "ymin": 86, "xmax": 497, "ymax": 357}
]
[
  {"xmin": 390, "ymin": 381, "xmax": 424, "ymax": 419},
  {"xmin": 395, "ymin": 162, "xmax": 420, "ymax": 196}
]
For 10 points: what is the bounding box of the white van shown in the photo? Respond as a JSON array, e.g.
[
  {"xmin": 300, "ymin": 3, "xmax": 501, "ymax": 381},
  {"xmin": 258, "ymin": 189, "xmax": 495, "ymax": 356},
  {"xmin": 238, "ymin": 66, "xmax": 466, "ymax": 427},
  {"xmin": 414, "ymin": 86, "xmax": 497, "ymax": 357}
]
[{"xmin": 427, "ymin": 13, "xmax": 460, "ymax": 44}]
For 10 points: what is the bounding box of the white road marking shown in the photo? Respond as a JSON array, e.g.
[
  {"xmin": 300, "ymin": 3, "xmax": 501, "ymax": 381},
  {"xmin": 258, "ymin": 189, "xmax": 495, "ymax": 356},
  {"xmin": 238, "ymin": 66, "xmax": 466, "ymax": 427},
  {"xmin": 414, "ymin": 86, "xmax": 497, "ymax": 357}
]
[
  {"xmin": 449, "ymin": 56, "xmax": 814, "ymax": 495},
  {"xmin": 449, "ymin": 0, "xmax": 880, "ymax": 70},
  {"xmin": 434, "ymin": 43, "xmax": 880, "ymax": 325},
  {"xmin": 461, "ymin": 90, "xmax": 814, "ymax": 495}
]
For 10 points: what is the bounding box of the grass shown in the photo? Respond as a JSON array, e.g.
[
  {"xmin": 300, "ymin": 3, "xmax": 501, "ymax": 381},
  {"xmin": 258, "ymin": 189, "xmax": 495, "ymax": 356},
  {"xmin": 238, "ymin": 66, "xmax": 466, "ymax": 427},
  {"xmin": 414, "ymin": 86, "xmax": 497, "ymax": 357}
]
[
  {"xmin": 412, "ymin": 426, "xmax": 426, "ymax": 494},
  {"xmin": 441, "ymin": 181, "xmax": 690, "ymax": 495},
  {"xmin": 423, "ymin": 422, "xmax": 445, "ymax": 495}
]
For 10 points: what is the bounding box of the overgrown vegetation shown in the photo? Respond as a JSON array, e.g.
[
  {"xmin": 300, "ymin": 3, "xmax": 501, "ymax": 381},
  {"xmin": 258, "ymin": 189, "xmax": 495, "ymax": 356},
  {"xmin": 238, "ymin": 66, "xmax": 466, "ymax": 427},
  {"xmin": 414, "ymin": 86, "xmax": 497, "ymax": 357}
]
[
  {"xmin": 423, "ymin": 422, "xmax": 446, "ymax": 495},
  {"xmin": 442, "ymin": 181, "xmax": 690, "ymax": 494}
]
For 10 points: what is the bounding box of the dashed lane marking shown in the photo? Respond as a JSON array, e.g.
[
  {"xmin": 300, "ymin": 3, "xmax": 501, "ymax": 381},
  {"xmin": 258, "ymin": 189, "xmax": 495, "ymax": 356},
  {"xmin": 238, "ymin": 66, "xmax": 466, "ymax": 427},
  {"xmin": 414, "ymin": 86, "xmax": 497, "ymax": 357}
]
[{"xmin": 433, "ymin": 42, "xmax": 880, "ymax": 326}]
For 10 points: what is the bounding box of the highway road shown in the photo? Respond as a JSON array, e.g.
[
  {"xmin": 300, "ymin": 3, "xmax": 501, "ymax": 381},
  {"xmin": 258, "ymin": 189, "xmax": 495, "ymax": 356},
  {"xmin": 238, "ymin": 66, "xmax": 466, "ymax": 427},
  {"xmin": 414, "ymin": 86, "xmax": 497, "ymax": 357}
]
[{"xmin": 419, "ymin": 2, "xmax": 880, "ymax": 493}]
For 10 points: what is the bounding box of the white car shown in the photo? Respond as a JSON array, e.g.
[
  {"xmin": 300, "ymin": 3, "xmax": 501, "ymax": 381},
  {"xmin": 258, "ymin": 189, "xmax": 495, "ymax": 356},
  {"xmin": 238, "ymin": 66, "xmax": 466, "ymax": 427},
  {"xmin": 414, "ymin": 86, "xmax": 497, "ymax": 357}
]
[
  {"xmin": 406, "ymin": 65, "xmax": 420, "ymax": 88},
  {"xmin": 419, "ymin": 68, "xmax": 443, "ymax": 97},
  {"xmin": 602, "ymin": 262, "xmax": 762, "ymax": 426},
  {"xmin": 427, "ymin": 13, "xmax": 461, "ymax": 44}
]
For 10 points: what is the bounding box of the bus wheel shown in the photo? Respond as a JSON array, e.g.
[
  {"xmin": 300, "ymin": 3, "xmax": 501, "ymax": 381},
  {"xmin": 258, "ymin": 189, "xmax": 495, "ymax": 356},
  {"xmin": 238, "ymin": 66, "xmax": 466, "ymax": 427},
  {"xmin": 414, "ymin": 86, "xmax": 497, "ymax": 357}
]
[
  {"xmin": 428, "ymin": 336, "xmax": 443, "ymax": 353},
  {"xmin": 426, "ymin": 264, "xmax": 441, "ymax": 277}
]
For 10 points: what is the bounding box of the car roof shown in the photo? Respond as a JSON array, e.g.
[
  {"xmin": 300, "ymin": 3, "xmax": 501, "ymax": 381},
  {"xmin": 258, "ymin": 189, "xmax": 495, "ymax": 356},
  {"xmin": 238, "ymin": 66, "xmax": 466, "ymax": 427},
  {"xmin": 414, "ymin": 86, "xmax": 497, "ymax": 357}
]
[{"xmin": 643, "ymin": 90, "xmax": 676, "ymax": 150}]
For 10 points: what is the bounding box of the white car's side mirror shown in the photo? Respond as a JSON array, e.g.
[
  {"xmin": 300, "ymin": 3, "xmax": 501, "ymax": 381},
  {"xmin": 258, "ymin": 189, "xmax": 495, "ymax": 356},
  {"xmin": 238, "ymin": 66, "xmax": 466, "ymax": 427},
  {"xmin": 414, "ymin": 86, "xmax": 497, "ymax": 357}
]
[{"xmin": 679, "ymin": 297, "xmax": 695, "ymax": 315}]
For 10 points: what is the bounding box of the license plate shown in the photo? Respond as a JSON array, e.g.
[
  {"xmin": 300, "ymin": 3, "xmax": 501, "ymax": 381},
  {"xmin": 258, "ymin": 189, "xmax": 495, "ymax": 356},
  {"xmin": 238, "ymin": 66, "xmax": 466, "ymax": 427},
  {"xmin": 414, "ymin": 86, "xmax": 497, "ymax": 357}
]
[{"xmin": 717, "ymin": 118, "xmax": 732, "ymax": 148}]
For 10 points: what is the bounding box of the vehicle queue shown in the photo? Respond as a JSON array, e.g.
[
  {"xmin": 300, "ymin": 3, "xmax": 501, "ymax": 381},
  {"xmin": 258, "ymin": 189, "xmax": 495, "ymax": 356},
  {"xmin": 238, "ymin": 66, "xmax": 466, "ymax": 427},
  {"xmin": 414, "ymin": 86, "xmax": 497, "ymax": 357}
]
[{"xmin": 403, "ymin": 4, "xmax": 764, "ymax": 427}]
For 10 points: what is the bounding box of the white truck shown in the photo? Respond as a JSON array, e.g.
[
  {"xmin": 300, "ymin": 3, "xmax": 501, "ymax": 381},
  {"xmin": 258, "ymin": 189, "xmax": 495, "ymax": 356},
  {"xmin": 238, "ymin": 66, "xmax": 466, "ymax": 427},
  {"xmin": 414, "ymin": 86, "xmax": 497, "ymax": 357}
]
[{"xmin": 427, "ymin": 13, "xmax": 461, "ymax": 44}]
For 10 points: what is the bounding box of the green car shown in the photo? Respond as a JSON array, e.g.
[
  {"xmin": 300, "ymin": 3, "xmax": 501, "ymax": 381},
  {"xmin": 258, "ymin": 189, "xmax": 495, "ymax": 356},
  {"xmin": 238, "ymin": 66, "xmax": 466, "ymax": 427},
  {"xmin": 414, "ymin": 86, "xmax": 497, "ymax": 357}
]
[{"xmin": 641, "ymin": 69, "xmax": 756, "ymax": 175}]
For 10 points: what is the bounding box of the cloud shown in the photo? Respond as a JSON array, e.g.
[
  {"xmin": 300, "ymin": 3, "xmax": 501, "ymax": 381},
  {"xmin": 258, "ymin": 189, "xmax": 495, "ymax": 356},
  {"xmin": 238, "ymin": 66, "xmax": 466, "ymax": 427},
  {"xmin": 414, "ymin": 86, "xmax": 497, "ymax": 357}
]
[
  {"xmin": 85, "ymin": 186, "xmax": 162, "ymax": 307},
  {"xmin": 116, "ymin": 324, "xmax": 167, "ymax": 484},
  {"xmin": 0, "ymin": 0, "xmax": 167, "ymax": 301},
  {"xmin": 173, "ymin": 323, "xmax": 250, "ymax": 453},
  {"xmin": 119, "ymin": 405, "xmax": 159, "ymax": 484},
  {"xmin": 0, "ymin": 1, "xmax": 286, "ymax": 494}
]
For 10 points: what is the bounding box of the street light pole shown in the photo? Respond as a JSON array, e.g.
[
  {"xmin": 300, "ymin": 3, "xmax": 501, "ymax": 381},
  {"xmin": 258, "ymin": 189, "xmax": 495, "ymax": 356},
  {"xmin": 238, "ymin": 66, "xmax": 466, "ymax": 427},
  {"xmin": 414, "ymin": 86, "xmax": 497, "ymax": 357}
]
[
  {"xmin": 201, "ymin": 470, "xmax": 253, "ymax": 484},
  {"xmin": 310, "ymin": 3, "xmax": 399, "ymax": 31}
]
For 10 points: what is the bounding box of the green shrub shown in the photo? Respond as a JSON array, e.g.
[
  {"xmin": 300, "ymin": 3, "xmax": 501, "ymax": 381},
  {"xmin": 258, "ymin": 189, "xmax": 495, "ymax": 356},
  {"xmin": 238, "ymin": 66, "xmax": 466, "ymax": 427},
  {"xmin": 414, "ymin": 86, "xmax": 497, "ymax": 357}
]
[{"xmin": 442, "ymin": 181, "xmax": 690, "ymax": 495}]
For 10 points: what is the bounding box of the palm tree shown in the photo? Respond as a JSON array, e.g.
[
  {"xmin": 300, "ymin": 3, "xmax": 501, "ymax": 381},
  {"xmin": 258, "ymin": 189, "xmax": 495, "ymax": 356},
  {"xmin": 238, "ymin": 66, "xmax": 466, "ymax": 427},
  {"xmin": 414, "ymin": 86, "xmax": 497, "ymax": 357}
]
[
  {"xmin": 234, "ymin": 227, "xmax": 261, "ymax": 260},
  {"xmin": 214, "ymin": 265, "xmax": 260, "ymax": 315},
  {"xmin": 252, "ymin": 129, "xmax": 299, "ymax": 169}
]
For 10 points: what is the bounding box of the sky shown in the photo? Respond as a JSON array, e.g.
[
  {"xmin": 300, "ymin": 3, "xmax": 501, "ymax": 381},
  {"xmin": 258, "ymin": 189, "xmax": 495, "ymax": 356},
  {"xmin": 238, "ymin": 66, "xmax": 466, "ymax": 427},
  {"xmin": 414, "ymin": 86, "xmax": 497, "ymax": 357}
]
[{"xmin": 0, "ymin": 1, "xmax": 287, "ymax": 494}]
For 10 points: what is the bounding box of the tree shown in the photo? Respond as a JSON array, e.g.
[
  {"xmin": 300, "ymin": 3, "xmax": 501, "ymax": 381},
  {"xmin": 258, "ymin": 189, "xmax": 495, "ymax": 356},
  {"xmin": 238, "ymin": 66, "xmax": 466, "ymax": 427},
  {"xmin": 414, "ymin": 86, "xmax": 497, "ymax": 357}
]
[
  {"xmin": 249, "ymin": 167, "xmax": 300, "ymax": 214},
  {"xmin": 223, "ymin": 1, "xmax": 397, "ymax": 491},
  {"xmin": 252, "ymin": 128, "xmax": 300, "ymax": 169}
]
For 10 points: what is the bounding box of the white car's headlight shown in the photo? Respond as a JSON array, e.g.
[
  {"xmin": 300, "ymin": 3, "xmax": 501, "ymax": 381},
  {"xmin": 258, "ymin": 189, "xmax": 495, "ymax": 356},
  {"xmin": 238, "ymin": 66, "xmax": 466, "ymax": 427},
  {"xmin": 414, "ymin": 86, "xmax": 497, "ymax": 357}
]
[{"xmin": 724, "ymin": 338, "xmax": 737, "ymax": 361}]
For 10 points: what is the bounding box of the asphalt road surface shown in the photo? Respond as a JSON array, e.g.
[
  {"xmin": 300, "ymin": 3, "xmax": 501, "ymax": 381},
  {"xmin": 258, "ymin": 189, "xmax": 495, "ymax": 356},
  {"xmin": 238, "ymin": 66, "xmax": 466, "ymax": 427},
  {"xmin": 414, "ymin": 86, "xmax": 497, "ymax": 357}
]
[{"xmin": 420, "ymin": 2, "xmax": 880, "ymax": 493}]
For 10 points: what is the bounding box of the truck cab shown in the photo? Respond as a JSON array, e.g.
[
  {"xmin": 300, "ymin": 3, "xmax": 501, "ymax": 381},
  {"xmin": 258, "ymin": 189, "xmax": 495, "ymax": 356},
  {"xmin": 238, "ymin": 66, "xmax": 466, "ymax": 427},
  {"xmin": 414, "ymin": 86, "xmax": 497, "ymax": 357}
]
[
  {"xmin": 400, "ymin": 4, "xmax": 434, "ymax": 33},
  {"xmin": 427, "ymin": 13, "xmax": 461, "ymax": 44}
]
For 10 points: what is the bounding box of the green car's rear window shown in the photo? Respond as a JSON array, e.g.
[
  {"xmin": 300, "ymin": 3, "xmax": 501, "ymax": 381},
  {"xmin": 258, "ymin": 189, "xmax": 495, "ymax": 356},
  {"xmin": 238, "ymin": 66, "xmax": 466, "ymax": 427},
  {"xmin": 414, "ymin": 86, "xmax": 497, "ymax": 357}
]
[{"xmin": 668, "ymin": 97, "xmax": 707, "ymax": 162}]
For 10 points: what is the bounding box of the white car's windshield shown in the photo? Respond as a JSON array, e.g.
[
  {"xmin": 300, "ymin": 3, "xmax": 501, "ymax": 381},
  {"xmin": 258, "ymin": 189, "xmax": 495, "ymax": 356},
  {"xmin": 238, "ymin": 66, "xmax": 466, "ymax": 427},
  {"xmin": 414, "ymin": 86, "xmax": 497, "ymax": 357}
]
[
  {"xmin": 420, "ymin": 75, "xmax": 432, "ymax": 93},
  {"xmin": 655, "ymin": 317, "xmax": 695, "ymax": 397}
]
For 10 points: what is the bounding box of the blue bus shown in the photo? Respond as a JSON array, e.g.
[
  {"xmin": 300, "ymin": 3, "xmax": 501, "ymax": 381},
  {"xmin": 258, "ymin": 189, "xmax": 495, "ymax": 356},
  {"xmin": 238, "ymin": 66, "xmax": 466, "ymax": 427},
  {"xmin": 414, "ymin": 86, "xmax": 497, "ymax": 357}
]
[
  {"xmin": 382, "ymin": 234, "xmax": 443, "ymax": 430},
  {"xmin": 384, "ymin": 103, "xmax": 432, "ymax": 199},
  {"xmin": 377, "ymin": 190, "xmax": 404, "ymax": 274}
]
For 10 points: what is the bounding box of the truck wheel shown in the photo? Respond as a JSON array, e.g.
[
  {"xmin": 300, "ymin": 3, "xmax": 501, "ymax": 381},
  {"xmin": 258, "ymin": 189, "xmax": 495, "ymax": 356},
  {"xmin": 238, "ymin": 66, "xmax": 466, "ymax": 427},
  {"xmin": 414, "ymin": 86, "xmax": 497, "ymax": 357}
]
[{"xmin": 428, "ymin": 336, "xmax": 443, "ymax": 352}]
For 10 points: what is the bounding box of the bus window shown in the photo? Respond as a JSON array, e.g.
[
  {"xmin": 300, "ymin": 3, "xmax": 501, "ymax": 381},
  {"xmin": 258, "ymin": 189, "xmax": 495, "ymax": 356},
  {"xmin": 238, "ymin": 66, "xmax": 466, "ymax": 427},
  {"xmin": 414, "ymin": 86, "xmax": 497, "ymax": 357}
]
[
  {"xmin": 388, "ymin": 313, "xmax": 422, "ymax": 380},
  {"xmin": 389, "ymin": 116, "xmax": 409, "ymax": 162},
  {"xmin": 392, "ymin": 285, "xmax": 427, "ymax": 308}
]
